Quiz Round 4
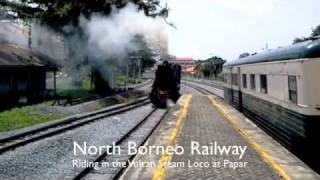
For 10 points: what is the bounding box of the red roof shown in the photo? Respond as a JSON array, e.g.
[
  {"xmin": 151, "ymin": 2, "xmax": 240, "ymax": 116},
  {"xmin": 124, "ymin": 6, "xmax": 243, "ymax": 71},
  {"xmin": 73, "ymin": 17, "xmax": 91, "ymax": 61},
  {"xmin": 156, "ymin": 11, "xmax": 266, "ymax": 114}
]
[{"xmin": 175, "ymin": 57, "xmax": 194, "ymax": 61}]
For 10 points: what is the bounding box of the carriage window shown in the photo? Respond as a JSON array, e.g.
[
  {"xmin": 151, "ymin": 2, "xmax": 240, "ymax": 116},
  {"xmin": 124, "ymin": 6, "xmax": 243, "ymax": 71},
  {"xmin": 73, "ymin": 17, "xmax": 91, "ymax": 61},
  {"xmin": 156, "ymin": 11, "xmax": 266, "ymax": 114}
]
[
  {"xmin": 260, "ymin": 75, "xmax": 268, "ymax": 94},
  {"xmin": 242, "ymin": 74, "xmax": 247, "ymax": 88},
  {"xmin": 232, "ymin": 74, "xmax": 238, "ymax": 86},
  {"xmin": 250, "ymin": 74, "xmax": 255, "ymax": 90},
  {"xmin": 224, "ymin": 73, "xmax": 231, "ymax": 83},
  {"xmin": 288, "ymin": 76, "xmax": 297, "ymax": 104},
  {"xmin": 228, "ymin": 73, "xmax": 231, "ymax": 84}
]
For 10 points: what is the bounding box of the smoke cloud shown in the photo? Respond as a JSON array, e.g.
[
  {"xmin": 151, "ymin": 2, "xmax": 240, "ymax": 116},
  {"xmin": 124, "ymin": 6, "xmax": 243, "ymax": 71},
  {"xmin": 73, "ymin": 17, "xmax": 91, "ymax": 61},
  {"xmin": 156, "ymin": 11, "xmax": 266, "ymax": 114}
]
[
  {"xmin": 62, "ymin": 3, "xmax": 169, "ymax": 89},
  {"xmin": 86, "ymin": 4, "xmax": 167, "ymax": 62},
  {"xmin": 0, "ymin": 20, "xmax": 28, "ymax": 46},
  {"xmin": 0, "ymin": 3, "xmax": 168, "ymax": 89},
  {"xmin": 80, "ymin": 3, "xmax": 168, "ymax": 88}
]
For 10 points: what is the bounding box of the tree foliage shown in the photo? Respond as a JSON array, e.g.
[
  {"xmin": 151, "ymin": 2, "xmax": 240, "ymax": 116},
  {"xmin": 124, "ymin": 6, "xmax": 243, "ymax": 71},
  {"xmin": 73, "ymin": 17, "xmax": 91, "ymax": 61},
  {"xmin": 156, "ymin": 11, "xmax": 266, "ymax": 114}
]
[
  {"xmin": 0, "ymin": 0, "xmax": 168, "ymax": 31},
  {"xmin": 293, "ymin": 24, "xmax": 320, "ymax": 44},
  {"xmin": 194, "ymin": 56, "xmax": 226, "ymax": 78},
  {"xmin": 293, "ymin": 37, "xmax": 308, "ymax": 44},
  {"xmin": 130, "ymin": 34, "xmax": 156, "ymax": 73},
  {"xmin": 1, "ymin": 0, "xmax": 167, "ymax": 91},
  {"xmin": 311, "ymin": 25, "xmax": 320, "ymax": 37}
]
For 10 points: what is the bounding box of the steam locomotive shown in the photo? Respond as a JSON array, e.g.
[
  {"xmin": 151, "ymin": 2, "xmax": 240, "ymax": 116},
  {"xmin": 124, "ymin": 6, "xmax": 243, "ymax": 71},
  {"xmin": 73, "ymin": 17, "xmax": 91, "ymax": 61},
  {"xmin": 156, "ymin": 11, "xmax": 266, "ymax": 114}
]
[{"xmin": 150, "ymin": 61, "xmax": 181, "ymax": 108}]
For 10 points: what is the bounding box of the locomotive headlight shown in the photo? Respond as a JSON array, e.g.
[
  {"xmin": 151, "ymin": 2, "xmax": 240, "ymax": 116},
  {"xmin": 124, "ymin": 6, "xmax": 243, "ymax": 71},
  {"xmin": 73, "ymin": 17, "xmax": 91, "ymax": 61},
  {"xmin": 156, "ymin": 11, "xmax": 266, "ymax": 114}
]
[{"xmin": 307, "ymin": 43, "xmax": 315, "ymax": 49}]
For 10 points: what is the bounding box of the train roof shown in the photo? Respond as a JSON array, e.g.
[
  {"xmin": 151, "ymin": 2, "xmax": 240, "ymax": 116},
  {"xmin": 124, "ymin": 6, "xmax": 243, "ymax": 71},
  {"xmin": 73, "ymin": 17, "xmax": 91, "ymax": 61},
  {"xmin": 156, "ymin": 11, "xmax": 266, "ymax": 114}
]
[{"xmin": 224, "ymin": 39, "xmax": 320, "ymax": 67}]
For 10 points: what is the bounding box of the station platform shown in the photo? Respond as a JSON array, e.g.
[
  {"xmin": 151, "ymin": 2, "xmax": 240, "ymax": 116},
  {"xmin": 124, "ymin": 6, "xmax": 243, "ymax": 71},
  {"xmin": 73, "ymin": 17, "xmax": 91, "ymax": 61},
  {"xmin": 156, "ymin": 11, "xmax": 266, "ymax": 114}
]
[{"xmin": 120, "ymin": 94, "xmax": 319, "ymax": 180}]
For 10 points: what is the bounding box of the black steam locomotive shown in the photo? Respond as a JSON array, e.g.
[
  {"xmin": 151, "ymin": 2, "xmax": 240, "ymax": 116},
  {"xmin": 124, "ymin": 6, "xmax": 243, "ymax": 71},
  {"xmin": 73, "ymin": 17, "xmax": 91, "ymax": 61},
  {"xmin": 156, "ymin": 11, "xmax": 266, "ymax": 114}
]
[{"xmin": 150, "ymin": 61, "xmax": 181, "ymax": 108}]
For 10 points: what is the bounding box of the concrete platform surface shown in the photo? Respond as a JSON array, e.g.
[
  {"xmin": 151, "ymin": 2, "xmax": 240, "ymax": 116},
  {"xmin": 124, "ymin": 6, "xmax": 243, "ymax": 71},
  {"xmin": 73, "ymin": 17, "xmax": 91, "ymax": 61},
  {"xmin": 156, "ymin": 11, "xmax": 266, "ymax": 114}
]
[
  {"xmin": 119, "ymin": 94, "xmax": 319, "ymax": 180},
  {"xmin": 166, "ymin": 95, "xmax": 280, "ymax": 180}
]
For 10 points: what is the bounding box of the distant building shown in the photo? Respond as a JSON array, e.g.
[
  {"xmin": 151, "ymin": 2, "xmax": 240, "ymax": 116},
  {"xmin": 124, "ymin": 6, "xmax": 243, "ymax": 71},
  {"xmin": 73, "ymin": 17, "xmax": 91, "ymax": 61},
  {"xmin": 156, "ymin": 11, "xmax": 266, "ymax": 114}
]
[
  {"xmin": 168, "ymin": 57, "xmax": 196, "ymax": 74},
  {"xmin": 0, "ymin": 43, "xmax": 58, "ymax": 108}
]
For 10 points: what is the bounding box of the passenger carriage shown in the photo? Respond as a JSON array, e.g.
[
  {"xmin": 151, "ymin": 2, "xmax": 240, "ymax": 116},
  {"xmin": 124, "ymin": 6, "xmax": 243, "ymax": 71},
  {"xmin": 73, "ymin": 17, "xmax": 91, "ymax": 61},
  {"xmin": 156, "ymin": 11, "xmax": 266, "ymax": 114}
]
[{"xmin": 223, "ymin": 38, "xmax": 320, "ymax": 171}]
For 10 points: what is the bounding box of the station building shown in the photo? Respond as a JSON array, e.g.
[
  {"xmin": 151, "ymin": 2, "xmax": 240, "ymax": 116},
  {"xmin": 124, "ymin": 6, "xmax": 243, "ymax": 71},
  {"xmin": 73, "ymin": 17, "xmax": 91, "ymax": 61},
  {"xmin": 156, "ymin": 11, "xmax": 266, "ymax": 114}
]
[
  {"xmin": 168, "ymin": 57, "xmax": 196, "ymax": 74},
  {"xmin": 0, "ymin": 43, "xmax": 58, "ymax": 108}
]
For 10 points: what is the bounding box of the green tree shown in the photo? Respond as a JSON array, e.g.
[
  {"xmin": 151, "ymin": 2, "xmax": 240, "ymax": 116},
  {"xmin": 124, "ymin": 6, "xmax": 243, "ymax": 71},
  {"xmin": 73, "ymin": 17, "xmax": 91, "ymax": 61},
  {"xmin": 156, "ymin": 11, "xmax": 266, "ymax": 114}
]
[
  {"xmin": 311, "ymin": 25, "xmax": 320, "ymax": 37},
  {"xmin": 195, "ymin": 56, "xmax": 226, "ymax": 78},
  {"xmin": 131, "ymin": 34, "xmax": 156, "ymax": 71},
  {"xmin": 293, "ymin": 24, "xmax": 320, "ymax": 44},
  {"xmin": 128, "ymin": 34, "xmax": 156, "ymax": 78},
  {"xmin": 206, "ymin": 56, "xmax": 226, "ymax": 77},
  {"xmin": 293, "ymin": 37, "xmax": 307, "ymax": 44},
  {"xmin": 0, "ymin": 0, "xmax": 168, "ymax": 31},
  {"xmin": 1, "ymin": 0, "xmax": 168, "ymax": 91}
]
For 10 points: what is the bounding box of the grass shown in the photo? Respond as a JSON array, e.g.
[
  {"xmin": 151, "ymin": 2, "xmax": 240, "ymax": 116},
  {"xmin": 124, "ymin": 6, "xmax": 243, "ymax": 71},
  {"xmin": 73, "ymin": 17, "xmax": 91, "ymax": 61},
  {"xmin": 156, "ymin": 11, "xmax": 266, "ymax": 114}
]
[
  {"xmin": 115, "ymin": 76, "xmax": 143, "ymax": 88},
  {"xmin": 0, "ymin": 75, "xmax": 144, "ymax": 133},
  {"xmin": 56, "ymin": 89, "xmax": 92, "ymax": 98},
  {"xmin": 56, "ymin": 77, "xmax": 93, "ymax": 98},
  {"xmin": 128, "ymin": 78, "xmax": 142, "ymax": 84},
  {"xmin": 119, "ymin": 95, "xmax": 139, "ymax": 104},
  {"xmin": 116, "ymin": 75, "xmax": 128, "ymax": 88},
  {"xmin": 0, "ymin": 93, "xmax": 143, "ymax": 133},
  {"xmin": 56, "ymin": 78, "xmax": 94, "ymax": 99},
  {"xmin": 0, "ymin": 106, "xmax": 63, "ymax": 132},
  {"xmin": 81, "ymin": 78, "xmax": 92, "ymax": 90}
]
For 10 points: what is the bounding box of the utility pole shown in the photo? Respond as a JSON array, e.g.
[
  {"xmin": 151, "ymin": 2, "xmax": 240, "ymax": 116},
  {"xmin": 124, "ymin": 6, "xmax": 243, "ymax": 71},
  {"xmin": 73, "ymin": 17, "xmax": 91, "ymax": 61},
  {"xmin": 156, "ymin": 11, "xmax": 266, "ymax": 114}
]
[
  {"xmin": 138, "ymin": 57, "xmax": 142, "ymax": 79},
  {"xmin": 110, "ymin": 62, "xmax": 116, "ymax": 90},
  {"xmin": 113, "ymin": 66, "xmax": 117, "ymax": 89},
  {"xmin": 28, "ymin": 22, "xmax": 32, "ymax": 48},
  {"xmin": 126, "ymin": 62, "xmax": 129, "ymax": 90}
]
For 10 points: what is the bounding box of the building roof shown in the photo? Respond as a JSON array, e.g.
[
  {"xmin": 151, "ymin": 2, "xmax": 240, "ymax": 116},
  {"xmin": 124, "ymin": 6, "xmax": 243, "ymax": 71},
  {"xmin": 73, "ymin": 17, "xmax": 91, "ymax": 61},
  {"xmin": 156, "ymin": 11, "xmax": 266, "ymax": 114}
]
[
  {"xmin": 224, "ymin": 39, "xmax": 320, "ymax": 67},
  {"xmin": 175, "ymin": 57, "xmax": 194, "ymax": 61},
  {"xmin": 169, "ymin": 57, "xmax": 196, "ymax": 65},
  {"xmin": 0, "ymin": 43, "xmax": 58, "ymax": 70}
]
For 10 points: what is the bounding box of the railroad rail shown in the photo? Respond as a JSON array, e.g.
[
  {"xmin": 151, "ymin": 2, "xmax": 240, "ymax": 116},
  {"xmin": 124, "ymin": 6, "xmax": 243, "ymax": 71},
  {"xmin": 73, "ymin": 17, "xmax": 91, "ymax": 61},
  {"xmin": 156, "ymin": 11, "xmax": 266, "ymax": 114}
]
[
  {"xmin": 186, "ymin": 82, "xmax": 224, "ymax": 98},
  {"xmin": 72, "ymin": 108, "xmax": 168, "ymax": 180},
  {"xmin": 183, "ymin": 78, "xmax": 223, "ymax": 90},
  {"xmin": 0, "ymin": 96, "xmax": 151, "ymax": 155},
  {"xmin": 129, "ymin": 79, "xmax": 153, "ymax": 89}
]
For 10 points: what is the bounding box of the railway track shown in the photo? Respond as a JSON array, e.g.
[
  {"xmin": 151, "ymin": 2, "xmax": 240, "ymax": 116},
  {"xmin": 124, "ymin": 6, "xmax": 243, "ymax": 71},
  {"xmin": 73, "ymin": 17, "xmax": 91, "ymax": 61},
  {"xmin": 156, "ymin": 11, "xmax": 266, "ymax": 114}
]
[
  {"xmin": 186, "ymin": 82, "xmax": 223, "ymax": 98},
  {"xmin": 72, "ymin": 108, "xmax": 168, "ymax": 180},
  {"xmin": 0, "ymin": 96, "xmax": 151, "ymax": 155},
  {"xmin": 130, "ymin": 79, "xmax": 153, "ymax": 90},
  {"xmin": 183, "ymin": 78, "xmax": 223, "ymax": 90}
]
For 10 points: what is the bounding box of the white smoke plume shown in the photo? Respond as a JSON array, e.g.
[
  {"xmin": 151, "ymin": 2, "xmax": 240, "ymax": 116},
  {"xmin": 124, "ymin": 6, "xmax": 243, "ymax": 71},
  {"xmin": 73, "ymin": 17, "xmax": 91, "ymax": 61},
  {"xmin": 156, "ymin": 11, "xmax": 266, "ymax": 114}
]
[
  {"xmin": 31, "ymin": 24, "xmax": 65, "ymax": 63},
  {"xmin": 85, "ymin": 4, "xmax": 167, "ymax": 63},
  {"xmin": 0, "ymin": 20, "xmax": 28, "ymax": 46},
  {"xmin": 76, "ymin": 3, "xmax": 168, "ymax": 88},
  {"xmin": 0, "ymin": 3, "xmax": 168, "ymax": 89},
  {"xmin": 0, "ymin": 20, "xmax": 65, "ymax": 63}
]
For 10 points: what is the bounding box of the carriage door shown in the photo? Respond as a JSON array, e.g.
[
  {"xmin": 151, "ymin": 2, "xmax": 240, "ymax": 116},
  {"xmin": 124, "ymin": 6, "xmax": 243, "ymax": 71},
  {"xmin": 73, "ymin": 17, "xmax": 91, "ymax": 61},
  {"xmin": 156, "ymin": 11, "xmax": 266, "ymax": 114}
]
[
  {"xmin": 230, "ymin": 68, "xmax": 234, "ymax": 103},
  {"xmin": 237, "ymin": 67, "xmax": 243, "ymax": 112}
]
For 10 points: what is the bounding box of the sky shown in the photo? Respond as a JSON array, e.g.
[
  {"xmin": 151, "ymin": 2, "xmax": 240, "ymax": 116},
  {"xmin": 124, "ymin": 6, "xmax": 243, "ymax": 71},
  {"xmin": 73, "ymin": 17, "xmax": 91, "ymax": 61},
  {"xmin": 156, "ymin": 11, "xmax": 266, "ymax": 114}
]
[{"xmin": 164, "ymin": 0, "xmax": 320, "ymax": 61}]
